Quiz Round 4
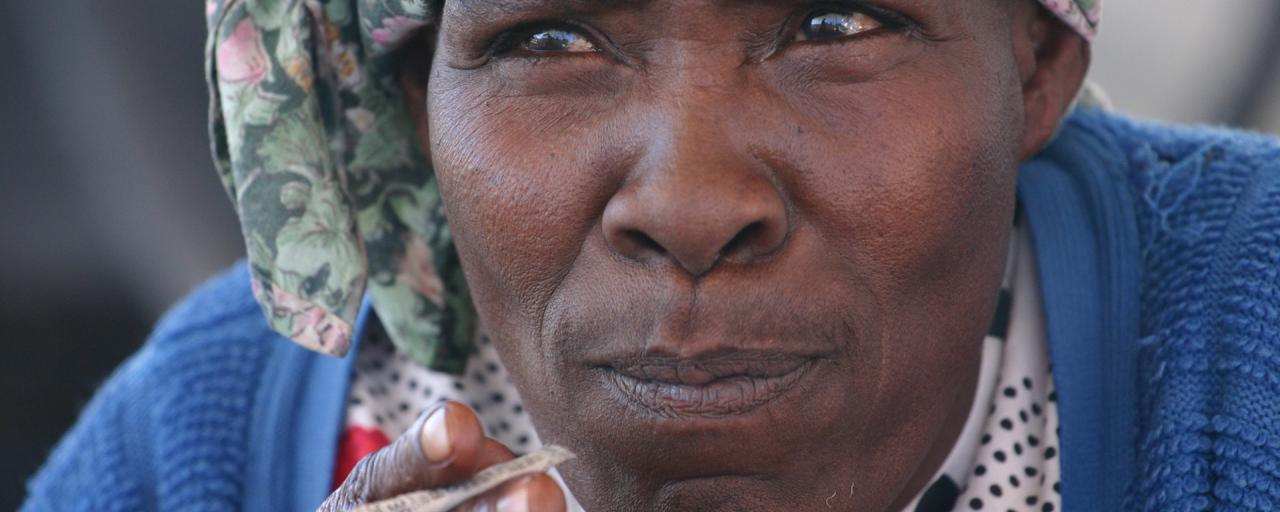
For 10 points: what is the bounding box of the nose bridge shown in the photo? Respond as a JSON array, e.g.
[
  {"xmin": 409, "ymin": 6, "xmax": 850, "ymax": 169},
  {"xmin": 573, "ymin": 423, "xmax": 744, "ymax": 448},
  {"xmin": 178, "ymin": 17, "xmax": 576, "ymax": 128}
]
[
  {"xmin": 649, "ymin": 50, "xmax": 753, "ymax": 188},
  {"xmin": 654, "ymin": 38, "xmax": 745, "ymax": 102},
  {"xmin": 658, "ymin": 101, "xmax": 736, "ymax": 190}
]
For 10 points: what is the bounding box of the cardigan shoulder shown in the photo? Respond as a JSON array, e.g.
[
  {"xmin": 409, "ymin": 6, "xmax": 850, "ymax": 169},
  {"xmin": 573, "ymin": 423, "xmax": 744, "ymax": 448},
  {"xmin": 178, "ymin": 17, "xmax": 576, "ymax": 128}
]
[
  {"xmin": 1069, "ymin": 109, "xmax": 1280, "ymax": 510},
  {"xmin": 1065, "ymin": 109, "xmax": 1280, "ymax": 334},
  {"xmin": 23, "ymin": 262, "xmax": 280, "ymax": 512}
]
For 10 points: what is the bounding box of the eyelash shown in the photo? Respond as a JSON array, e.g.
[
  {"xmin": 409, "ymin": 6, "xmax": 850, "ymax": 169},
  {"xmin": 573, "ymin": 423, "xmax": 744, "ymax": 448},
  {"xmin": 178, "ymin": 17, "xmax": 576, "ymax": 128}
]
[{"xmin": 484, "ymin": 2, "xmax": 921, "ymax": 61}]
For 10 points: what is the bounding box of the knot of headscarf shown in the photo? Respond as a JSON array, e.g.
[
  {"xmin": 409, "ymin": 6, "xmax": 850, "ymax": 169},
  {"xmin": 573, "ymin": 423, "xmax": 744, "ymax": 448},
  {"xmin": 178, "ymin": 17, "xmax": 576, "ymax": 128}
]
[{"xmin": 205, "ymin": 0, "xmax": 1100, "ymax": 372}]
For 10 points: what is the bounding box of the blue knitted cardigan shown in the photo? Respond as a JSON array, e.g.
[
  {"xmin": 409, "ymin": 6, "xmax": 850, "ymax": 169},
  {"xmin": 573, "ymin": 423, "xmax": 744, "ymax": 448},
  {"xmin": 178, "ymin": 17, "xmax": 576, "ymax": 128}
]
[{"xmin": 22, "ymin": 109, "xmax": 1280, "ymax": 511}]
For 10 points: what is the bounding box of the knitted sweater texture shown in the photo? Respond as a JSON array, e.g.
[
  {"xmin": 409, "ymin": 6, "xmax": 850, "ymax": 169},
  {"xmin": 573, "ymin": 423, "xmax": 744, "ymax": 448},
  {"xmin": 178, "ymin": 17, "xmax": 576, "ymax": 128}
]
[{"xmin": 21, "ymin": 110, "xmax": 1280, "ymax": 510}]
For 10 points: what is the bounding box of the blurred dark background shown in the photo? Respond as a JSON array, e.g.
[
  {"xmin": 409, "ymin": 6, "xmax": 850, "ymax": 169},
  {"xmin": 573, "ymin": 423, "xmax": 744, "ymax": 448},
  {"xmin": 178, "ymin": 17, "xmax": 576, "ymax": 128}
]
[
  {"xmin": 1, "ymin": 2, "xmax": 240, "ymax": 508},
  {"xmin": 3, "ymin": 1, "xmax": 1280, "ymax": 508}
]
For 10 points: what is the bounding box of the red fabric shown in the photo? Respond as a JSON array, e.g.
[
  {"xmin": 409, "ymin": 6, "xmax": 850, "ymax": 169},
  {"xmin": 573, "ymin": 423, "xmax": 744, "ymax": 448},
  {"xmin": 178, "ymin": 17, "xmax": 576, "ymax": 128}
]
[{"xmin": 332, "ymin": 426, "xmax": 393, "ymax": 490}]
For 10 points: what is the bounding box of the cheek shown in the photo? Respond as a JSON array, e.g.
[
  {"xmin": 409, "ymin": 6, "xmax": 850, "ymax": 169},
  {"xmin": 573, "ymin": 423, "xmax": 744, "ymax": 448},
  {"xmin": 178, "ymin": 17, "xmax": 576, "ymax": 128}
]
[
  {"xmin": 823, "ymin": 66, "xmax": 1024, "ymax": 431},
  {"xmin": 426, "ymin": 73, "xmax": 618, "ymax": 340},
  {"xmin": 787, "ymin": 49, "xmax": 1023, "ymax": 295}
]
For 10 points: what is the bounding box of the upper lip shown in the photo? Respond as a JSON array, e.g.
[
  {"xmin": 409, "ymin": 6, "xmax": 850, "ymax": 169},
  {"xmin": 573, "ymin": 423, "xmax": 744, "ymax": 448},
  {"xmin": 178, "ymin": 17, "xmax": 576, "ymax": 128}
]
[{"xmin": 601, "ymin": 349, "xmax": 823, "ymax": 385}]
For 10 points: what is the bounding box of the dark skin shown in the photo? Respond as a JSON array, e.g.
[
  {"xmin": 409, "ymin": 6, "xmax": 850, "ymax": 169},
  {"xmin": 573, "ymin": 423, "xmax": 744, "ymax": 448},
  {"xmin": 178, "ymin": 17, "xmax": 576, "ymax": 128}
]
[{"xmin": 324, "ymin": 0, "xmax": 1088, "ymax": 510}]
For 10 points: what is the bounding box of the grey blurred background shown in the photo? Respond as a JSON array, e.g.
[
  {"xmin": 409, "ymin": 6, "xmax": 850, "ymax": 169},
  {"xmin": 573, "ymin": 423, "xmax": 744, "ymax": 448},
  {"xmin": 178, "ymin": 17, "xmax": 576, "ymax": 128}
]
[{"xmin": 2, "ymin": 1, "xmax": 1279, "ymax": 507}]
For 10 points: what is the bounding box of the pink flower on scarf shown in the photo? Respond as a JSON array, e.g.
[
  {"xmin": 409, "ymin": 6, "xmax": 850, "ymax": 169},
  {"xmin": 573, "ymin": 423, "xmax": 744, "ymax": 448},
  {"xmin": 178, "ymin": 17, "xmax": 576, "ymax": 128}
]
[
  {"xmin": 399, "ymin": 236, "xmax": 445, "ymax": 306},
  {"xmin": 371, "ymin": 16, "xmax": 426, "ymax": 50},
  {"xmin": 218, "ymin": 19, "xmax": 270, "ymax": 85}
]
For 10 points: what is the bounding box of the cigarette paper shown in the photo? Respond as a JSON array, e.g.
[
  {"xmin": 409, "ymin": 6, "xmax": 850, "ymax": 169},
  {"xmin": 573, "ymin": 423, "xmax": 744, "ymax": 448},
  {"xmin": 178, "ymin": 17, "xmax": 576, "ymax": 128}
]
[{"xmin": 352, "ymin": 445, "xmax": 576, "ymax": 512}]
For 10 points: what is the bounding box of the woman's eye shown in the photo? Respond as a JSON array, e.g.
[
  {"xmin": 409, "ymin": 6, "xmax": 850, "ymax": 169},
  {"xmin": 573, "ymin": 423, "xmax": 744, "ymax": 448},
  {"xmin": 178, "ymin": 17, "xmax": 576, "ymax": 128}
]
[
  {"xmin": 794, "ymin": 12, "xmax": 883, "ymax": 42},
  {"xmin": 520, "ymin": 28, "xmax": 600, "ymax": 53}
]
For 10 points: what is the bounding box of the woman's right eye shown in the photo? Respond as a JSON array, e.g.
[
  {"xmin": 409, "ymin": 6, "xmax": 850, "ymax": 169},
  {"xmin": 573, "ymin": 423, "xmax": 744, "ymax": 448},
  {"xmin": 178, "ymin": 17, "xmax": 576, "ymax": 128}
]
[
  {"xmin": 517, "ymin": 28, "xmax": 600, "ymax": 54},
  {"xmin": 794, "ymin": 11, "xmax": 884, "ymax": 42}
]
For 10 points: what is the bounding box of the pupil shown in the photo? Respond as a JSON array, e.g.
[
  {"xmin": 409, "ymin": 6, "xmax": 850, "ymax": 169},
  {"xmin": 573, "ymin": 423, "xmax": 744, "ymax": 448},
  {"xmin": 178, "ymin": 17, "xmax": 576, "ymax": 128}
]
[
  {"xmin": 527, "ymin": 30, "xmax": 575, "ymax": 51},
  {"xmin": 805, "ymin": 13, "xmax": 856, "ymax": 39}
]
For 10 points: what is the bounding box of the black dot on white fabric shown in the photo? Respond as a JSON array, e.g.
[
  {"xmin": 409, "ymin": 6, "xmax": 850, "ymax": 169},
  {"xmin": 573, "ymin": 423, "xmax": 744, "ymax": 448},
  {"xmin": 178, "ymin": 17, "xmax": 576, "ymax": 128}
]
[{"xmin": 916, "ymin": 475, "xmax": 960, "ymax": 511}]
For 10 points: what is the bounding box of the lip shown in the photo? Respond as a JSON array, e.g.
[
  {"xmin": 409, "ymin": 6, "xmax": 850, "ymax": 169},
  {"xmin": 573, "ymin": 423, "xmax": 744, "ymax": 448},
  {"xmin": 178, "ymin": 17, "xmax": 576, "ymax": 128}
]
[{"xmin": 598, "ymin": 351, "xmax": 818, "ymax": 419}]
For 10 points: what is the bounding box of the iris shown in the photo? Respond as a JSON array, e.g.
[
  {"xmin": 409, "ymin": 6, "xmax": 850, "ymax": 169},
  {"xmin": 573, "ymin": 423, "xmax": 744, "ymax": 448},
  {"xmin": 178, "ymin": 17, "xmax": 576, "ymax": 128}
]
[{"xmin": 797, "ymin": 11, "xmax": 881, "ymax": 41}]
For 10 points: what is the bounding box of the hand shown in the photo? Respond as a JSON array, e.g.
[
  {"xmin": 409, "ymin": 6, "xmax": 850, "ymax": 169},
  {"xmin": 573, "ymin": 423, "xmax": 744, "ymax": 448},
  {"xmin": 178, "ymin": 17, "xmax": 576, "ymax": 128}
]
[{"xmin": 319, "ymin": 400, "xmax": 567, "ymax": 512}]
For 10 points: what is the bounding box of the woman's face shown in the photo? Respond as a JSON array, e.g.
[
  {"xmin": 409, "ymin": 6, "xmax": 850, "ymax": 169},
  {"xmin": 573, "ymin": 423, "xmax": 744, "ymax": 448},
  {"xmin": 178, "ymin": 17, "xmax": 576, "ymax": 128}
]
[{"xmin": 409, "ymin": 1, "xmax": 1067, "ymax": 509}]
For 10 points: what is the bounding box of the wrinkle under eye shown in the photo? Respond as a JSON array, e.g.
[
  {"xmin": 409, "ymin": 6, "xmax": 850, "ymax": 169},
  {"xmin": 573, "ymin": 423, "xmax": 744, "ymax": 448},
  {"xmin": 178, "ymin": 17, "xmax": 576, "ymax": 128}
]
[{"xmin": 795, "ymin": 12, "xmax": 882, "ymax": 42}]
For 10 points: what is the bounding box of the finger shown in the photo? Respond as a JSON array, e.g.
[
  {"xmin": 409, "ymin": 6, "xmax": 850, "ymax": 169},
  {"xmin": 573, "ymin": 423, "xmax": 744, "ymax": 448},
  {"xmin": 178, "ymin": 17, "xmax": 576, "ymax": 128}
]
[
  {"xmin": 419, "ymin": 401, "xmax": 488, "ymax": 478},
  {"xmin": 520, "ymin": 473, "xmax": 568, "ymax": 512},
  {"xmin": 452, "ymin": 473, "xmax": 567, "ymax": 512},
  {"xmin": 319, "ymin": 401, "xmax": 486, "ymax": 511},
  {"xmin": 474, "ymin": 437, "xmax": 516, "ymax": 470}
]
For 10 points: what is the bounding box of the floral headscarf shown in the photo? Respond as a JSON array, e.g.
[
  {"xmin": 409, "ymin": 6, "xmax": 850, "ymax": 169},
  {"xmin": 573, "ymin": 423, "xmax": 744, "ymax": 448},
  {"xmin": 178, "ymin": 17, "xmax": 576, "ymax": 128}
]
[{"xmin": 205, "ymin": 0, "xmax": 1101, "ymax": 373}]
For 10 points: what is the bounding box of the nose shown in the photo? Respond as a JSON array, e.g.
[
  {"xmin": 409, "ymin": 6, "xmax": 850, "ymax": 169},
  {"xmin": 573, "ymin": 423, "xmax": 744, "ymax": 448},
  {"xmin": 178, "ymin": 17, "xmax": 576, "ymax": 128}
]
[{"xmin": 602, "ymin": 122, "xmax": 788, "ymax": 277}]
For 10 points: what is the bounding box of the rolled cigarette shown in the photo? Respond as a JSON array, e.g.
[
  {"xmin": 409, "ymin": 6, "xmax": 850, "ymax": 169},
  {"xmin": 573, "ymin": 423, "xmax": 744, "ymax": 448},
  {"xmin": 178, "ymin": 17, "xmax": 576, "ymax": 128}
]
[{"xmin": 351, "ymin": 445, "xmax": 576, "ymax": 512}]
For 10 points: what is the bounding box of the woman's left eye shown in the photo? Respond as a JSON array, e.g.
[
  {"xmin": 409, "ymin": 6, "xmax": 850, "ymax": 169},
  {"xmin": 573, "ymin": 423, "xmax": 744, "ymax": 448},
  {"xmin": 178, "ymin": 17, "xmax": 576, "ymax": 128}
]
[
  {"xmin": 794, "ymin": 11, "xmax": 883, "ymax": 42},
  {"xmin": 520, "ymin": 28, "xmax": 600, "ymax": 53}
]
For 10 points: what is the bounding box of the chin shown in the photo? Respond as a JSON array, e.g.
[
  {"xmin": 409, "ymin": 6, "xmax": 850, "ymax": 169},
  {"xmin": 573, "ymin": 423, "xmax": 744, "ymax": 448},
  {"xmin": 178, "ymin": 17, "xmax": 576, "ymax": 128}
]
[{"xmin": 650, "ymin": 476, "xmax": 794, "ymax": 512}]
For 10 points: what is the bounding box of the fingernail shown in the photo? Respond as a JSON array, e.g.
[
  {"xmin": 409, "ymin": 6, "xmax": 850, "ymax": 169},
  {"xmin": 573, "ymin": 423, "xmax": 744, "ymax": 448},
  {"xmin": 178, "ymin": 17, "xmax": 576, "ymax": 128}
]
[
  {"xmin": 422, "ymin": 405, "xmax": 452, "ymax": 463},
  {"xmin": 496, "ymin": 479, "xmax": 531, "ymax": 512}
]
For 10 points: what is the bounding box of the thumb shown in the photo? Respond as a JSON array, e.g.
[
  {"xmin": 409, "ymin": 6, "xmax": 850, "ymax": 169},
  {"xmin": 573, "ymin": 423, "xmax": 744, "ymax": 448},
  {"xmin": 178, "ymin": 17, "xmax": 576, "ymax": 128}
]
[{"xmin": 320, "ymin": 401, "xmax": 487, "ymax": 511}]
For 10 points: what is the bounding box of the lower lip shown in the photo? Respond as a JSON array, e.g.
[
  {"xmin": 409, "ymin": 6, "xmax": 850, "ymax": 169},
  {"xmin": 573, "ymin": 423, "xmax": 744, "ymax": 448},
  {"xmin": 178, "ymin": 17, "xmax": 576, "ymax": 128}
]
[{"xmin": 601, "ymin": 361, "xmax": 815, "ymax": 419}]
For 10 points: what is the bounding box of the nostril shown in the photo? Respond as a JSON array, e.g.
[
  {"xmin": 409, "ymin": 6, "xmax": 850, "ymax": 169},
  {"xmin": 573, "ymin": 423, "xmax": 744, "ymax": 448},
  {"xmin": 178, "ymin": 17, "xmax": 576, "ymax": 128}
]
[
  {"xmin": 722, "ymin": 221, "xmax": 764, "ymax": 259},
  {"xmin": 627, "ymin": 229, "xmax": 666, "ymax": 255}
]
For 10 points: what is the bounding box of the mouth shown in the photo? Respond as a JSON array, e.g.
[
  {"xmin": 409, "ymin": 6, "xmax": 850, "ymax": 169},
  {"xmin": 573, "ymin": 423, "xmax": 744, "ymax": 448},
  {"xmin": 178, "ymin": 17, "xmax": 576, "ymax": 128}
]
[{"xmin": 598, "ymin": 352, "xmax": 818, "ymax": 419}]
